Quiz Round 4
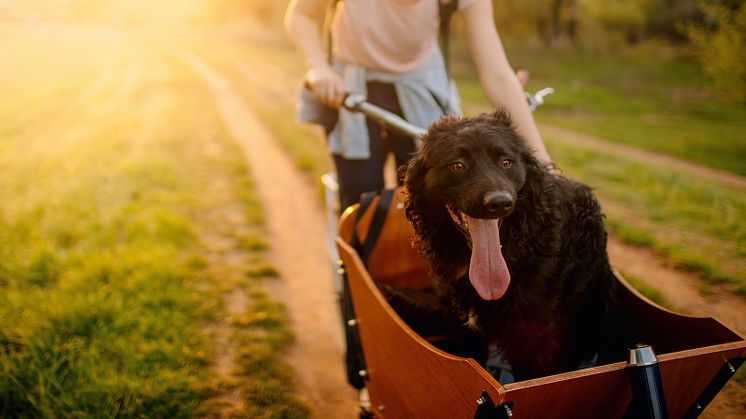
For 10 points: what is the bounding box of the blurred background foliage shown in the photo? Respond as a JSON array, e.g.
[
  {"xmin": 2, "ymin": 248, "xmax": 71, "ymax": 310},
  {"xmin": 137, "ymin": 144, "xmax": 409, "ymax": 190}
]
[
  {"xmin": 0, "ymin": 0, "xmax": 743, "ymax": 103},
  {"xmin": 681, "ymin": 1, "xmax": 746, "ymax": 102}
]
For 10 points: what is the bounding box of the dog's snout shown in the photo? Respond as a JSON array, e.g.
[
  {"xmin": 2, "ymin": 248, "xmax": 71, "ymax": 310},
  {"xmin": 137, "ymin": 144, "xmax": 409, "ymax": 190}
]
[{"xmin": 484, "ymin": 191, "xmax": 514, "ymax": 216}]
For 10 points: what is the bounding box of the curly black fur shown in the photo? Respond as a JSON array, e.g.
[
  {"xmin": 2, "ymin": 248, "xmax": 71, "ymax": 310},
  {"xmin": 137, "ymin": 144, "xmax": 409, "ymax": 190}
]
[{"xmin": 402, "ymin": 110, "xmax": 616, "ymax": 380}]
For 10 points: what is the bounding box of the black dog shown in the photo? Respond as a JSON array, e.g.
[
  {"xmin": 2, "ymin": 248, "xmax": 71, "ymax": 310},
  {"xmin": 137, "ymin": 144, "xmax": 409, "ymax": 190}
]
[{"xmin": 402, "ymin": 110, "xmax": 616, "ymax": 380}]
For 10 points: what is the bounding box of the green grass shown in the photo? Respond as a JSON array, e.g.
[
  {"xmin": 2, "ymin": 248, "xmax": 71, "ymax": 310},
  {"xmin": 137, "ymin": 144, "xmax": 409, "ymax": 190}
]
[
  {"xmin": 0, "ymin": 23, "xmax": 307, "ymax": 417},
  {"xmin": 453, "ymin": 39, "xmax": 746, "ymax": 176},
  {"xmin": 230, "ymin": 289, "xmax": 309, "ymax": 419},
  {"xmin": 0, "ymin": 27, "xmax": 210, "ymax": 415}
]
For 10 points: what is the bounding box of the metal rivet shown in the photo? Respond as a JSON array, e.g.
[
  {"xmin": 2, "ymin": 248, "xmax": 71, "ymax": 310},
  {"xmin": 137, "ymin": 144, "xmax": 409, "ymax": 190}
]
[
  {"xmin": 347, "ymin": 319, "xmax": 358, "ymax": 327},
  {"xmin": 358, "ymin": 369, "xmax": 368, "ymax": 378}
]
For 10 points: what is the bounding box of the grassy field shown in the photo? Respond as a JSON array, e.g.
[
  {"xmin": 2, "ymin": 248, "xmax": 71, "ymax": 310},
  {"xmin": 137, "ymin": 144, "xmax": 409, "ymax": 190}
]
[
  {"xmin": 454, "ymin": 39, "xmax": 746, "ymax": 177},
  {"xmin": 0, "ymin": 23, "xmax": 307, "ymax": 417}
]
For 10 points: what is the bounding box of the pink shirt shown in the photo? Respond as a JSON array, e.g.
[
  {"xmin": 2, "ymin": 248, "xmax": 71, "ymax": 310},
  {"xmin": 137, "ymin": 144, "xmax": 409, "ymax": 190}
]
[{"xmin": 331, "ymin": 0, "xmax": 477, "ymax": 74}]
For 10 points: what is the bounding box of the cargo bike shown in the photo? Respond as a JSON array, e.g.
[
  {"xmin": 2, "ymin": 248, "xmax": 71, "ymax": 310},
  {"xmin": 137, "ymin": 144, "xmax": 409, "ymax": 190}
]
[{"xmin": 319, "ymin": 92, "xmax": 746, "ymax": 419}]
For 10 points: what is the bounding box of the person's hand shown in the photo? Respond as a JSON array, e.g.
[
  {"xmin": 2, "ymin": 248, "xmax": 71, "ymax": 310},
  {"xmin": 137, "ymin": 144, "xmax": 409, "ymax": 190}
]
[
  {"xmin": 305, "ymin": 66, "xmax": 345, "ymax": 108},
  {"xmin": 516, "ymin": 69, "xmax": 530, "ymax": 88}
]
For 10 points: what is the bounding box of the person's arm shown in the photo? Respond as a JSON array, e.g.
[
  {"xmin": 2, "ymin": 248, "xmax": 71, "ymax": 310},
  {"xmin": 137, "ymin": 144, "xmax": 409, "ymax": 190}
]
[
  {"xmin": 284, "ymin": 0, "xmax": 345, "ymax": 107},
  {"xmin": 459, "ymin": 0, "xmax": 552, "ymax": 165}
]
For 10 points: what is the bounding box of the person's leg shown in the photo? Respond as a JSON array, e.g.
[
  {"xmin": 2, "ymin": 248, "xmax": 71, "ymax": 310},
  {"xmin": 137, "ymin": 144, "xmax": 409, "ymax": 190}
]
[
  {"xmin": 390, "ymin": 131, "xmax": 417, "ymax": 185},
  {"xmin": 368, "ymin": 82, "xmax": 416, "ymax": 184},
  {"xmin": 317, "ymin": 96, "xmax": 384, "ymax": 212},
  {"xmin": 331, "ymin": 81, "xmax": 417, "ymax": 211},
  {"xmin": 366, "ymin": 82, "xmax": 417, "ymax": 186},
  {"xmin": 332, "ymin": 147, "xmax": 385, "ymax": 212}
]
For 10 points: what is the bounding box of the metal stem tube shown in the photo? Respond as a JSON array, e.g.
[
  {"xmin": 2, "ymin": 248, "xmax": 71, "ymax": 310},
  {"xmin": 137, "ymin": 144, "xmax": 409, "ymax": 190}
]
[
  {"xmin": 623, "ymin": 344, "xmax": 669, "ymax": 419},
  {"xmin": 344, "ymin": 94, "xmax": 426, "ymax": 141}
]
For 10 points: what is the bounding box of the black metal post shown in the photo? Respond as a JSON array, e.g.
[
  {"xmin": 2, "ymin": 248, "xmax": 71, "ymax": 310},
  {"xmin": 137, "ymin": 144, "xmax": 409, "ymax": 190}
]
[
  {"xmin": 682, "ymin": 357, "xmax": 744, "ymax": 419},
  {"xmin": 623, "ymin": 344, "xmax": 669, "ymax": 419}
]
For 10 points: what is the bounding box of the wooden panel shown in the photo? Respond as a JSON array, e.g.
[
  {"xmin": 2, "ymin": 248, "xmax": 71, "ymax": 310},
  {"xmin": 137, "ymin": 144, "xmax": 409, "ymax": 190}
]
[
  {"xmin": 503, "ymin": 363, "xmax": 632, "ymax": 418},
  {"xmin": 498, "ymin": 343, "xmax": 746, "ymax": 418},
  {"xmin": 612, "ymin": 272, "xmax": 744, "ymax": 353},
  {"xmin": 337, "ymin": 238, "xmax": 504, "ymax": 419}
]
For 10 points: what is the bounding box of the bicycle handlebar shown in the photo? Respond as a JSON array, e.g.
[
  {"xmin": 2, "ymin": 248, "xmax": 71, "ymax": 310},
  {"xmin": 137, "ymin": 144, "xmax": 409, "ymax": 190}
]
[
  {"xmin": 343, "ymin": 94, "xmax": 427, "ymax": 140},
  {"xmin": 304, "ymin": 82, "xmax": 553, "ymax": 141},
  {"xmin": 344, "ymin": 87, "xmax": 553, "ymax": 141}
]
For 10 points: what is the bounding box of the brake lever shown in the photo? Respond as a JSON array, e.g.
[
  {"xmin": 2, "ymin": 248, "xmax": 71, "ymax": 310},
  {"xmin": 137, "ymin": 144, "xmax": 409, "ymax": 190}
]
[{"xmin": 526, "ymin": 87, "xmax": 554, "ymax": 111}]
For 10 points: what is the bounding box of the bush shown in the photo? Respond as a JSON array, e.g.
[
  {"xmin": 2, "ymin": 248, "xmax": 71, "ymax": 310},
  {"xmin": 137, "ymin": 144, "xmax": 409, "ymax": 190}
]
[{"xmin": 682, "ymin": 1, "xmax": 746, "ymax": 103}]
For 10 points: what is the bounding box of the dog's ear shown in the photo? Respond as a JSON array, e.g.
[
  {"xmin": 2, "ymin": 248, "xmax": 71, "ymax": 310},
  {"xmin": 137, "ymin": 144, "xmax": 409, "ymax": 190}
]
[
  {"xmin": 396, "ymin": 164, "xmax": 408, "ymax": 184},
  {"xmin": 402, "ymin": 145, "xmax": 433, "ymax": 229},
  {"xmin": 403, "ymin": 150, "xmax": 427, "ymax": 196},
  {"xmin": 518, "ymin": 146, "xmax": 552, "ymax": 212}
]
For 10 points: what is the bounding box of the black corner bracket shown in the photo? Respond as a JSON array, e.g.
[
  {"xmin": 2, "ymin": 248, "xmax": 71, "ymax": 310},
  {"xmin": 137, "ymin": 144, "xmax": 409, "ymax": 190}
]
[
  {"xmin": 682, "ymin": 357, "xmax": 745, "ymax": 419},
  {"xmin": 474, "ymin": 390, "xmax": 514, "ymax": 419}
]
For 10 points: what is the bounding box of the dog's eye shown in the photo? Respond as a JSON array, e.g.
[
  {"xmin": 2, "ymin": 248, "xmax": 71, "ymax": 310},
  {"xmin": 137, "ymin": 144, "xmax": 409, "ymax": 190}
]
[
  {"xmin": 449, "ymin": 161, "xmax": 466, "ymax": 172},
  {"xmin": 499, "ymin": 159, "xmax": 512, "ymax": 169}
]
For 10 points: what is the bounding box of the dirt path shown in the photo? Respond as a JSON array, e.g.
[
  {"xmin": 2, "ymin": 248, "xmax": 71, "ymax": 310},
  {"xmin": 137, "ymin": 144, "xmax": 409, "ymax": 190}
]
[
  {"xmin": 198, "ymin": 178, "xmax": 253, "ymax": 413},
  {"xmin": 607, "ymin": 236, "xmax": 746, "ymax": 334},
  {"xmin": 177, "ymin": 48, "xmax": 359, "ymax": 418}
]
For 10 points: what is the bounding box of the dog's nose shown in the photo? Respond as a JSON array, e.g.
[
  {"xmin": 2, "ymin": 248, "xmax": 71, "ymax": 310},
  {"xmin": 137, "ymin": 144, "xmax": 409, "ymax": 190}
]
[{"xmin": 484, "ymin": 191, "xmax": 514, "ymax": 216}]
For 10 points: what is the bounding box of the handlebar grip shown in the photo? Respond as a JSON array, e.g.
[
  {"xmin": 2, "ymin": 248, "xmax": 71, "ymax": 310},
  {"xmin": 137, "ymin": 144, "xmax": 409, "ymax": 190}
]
[{"xmin": 303, "ymin": 79, "xmax": 355, "ymax": 109}]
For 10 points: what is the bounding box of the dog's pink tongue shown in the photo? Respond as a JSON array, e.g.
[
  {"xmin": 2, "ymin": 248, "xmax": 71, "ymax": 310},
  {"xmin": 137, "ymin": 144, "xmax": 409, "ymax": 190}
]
[{"xmin": 467, "ymin": 216, "xmax": 511, "ymax": 300}]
